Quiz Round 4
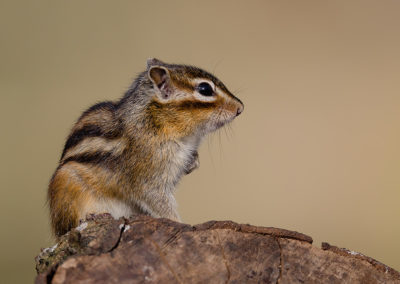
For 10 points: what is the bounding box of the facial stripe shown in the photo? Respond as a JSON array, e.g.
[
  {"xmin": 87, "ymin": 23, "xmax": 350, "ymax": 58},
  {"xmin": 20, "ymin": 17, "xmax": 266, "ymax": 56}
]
[
  {"xmin": 175, "ymin": 100, "xmax": 217, "ymax": 110},
  {"xmin": 170, "ymin": 72, "xmax": 194, "ymax": 92},
  {"xmin": 151, "ymin": 63, "xmax": 241, "ymax": 104},
  {"xmin": 150, "ymin": 99, "xmax": 217, "ymax": 112},
  {"xmin": 176, "ymin": 65, "xmax": 231, "ymax": 94}
]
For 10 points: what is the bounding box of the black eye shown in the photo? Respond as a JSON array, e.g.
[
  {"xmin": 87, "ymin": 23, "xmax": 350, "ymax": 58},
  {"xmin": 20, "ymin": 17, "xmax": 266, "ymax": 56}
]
[{"xmin": 197, "ymin": 82, "xmax": 214, "ymax": 96}]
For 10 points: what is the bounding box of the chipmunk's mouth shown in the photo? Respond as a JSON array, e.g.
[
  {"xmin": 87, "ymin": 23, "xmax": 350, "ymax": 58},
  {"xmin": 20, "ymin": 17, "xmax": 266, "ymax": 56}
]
[
  {"xmin": 215, "ymin": 121, "xmax": 226, "ymax": 129},
  {"xmin": 205, "ymin": 108, "xmax": 237, "ymax": 133},
  {"xmin": 211, "ymin": 116, "xmax": 234, "ymax": 131}
]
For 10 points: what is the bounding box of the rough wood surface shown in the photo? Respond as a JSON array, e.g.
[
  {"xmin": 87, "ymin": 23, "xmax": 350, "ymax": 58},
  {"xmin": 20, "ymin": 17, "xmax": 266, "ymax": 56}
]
[{"xmin": 35, "ymin": 214, "xmax": 400, "ymax": 284}]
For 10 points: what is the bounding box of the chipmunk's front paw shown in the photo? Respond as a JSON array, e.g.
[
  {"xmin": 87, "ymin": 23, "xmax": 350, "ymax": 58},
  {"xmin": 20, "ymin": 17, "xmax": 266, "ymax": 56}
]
[{"xmin": 185, "ymin": 151, "xmax": 199, "ymax": 174}]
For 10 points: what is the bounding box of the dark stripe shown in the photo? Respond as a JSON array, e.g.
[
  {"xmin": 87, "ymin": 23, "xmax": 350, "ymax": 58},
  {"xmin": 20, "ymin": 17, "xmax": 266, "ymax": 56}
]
[
  {"xmin": 79, "ymin": 101, "xmax": 117, "ymax": 119},
  {"xmin": 61, "ymin": 151, "xmax": 116, "ymax": 167},
  {"xmin": 150, "ymin": 100, "xmax": 216, "ymax": 112},
  {"xmin": 61, "ymin": 125, "xmax": 122, "ymax": 159},
  {"xmin": 172, "ymin": 65, "xmax": 231, "ymax": 95},
  {"xmin": 61, "ymin": 101, "xmax": 121, "ymax": 159},
  {"xmin": 61, "ymin": 122, "xmax": 124, "ymax": 161},
  {"xmin": 63, "ymin": 125, "xmax": 103, "ymax": 154},
  {"xmin": 176, "ymin": 100, "xmax": 216, "ymax": 110},
  {"xmin": 60, "ymin": 101, "xmax": 121, "ymax": 160}
]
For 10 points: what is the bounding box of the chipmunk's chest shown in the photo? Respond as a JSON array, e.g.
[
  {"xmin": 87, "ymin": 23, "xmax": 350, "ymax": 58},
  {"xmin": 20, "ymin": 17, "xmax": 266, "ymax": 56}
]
[{"xmin": 159, "ymin": 138, "xmax": 199, "ymax": 186}]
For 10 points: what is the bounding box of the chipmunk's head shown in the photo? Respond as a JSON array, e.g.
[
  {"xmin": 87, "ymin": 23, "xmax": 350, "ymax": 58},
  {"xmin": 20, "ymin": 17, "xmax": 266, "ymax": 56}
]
[{"xmin": 145, "ymin": 58, "xmax": 244, "ymax": 140}]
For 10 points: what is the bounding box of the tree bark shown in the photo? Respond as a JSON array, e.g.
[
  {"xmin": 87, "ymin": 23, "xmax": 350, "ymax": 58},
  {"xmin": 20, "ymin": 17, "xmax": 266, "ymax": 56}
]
[{"xmin": 35, "ymin": 214, "xmax": 400, "ymax": 284}]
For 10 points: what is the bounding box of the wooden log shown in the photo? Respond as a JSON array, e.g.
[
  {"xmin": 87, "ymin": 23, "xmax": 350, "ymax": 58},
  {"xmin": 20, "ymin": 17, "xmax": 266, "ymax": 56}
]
[{"xmin": 35, "ymin": 214, "xmax": 400, "ymax": 283}]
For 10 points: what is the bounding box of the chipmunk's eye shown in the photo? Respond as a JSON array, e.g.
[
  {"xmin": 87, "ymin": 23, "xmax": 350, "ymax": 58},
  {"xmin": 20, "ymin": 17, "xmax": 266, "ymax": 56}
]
[{"xmin": 197, "ymin": 82, "xmax": 214, "ymax": 97}]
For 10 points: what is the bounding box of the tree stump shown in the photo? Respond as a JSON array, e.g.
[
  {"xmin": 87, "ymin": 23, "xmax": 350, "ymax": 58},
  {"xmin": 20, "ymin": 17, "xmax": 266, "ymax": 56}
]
[{"xmin": 35, "ymin": 214, "xmax": 400, "ymax": 283}]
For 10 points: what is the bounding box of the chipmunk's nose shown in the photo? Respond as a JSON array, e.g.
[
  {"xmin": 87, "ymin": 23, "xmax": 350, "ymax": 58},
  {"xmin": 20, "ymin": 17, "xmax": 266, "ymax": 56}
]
[{"xmin": 236, "ymin": 102, "xmax": 244, "ymax": 116}]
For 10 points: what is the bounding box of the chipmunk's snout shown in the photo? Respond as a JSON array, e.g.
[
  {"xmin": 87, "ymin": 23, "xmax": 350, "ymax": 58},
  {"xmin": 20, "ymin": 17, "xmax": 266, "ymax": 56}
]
[
  {"xmin": 231, "ymin": 96, "xmax": 244, "ymax": 117},
  {"xmin": 236, "ymin": 103, "xmax": 244, "ymax": 116}
]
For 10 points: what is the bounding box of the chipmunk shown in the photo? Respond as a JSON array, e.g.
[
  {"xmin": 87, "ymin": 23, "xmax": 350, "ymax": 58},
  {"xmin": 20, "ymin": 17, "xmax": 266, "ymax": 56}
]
[{"xmin": 48, "ymin": 58, "xmax": 244, "ymax": 237}]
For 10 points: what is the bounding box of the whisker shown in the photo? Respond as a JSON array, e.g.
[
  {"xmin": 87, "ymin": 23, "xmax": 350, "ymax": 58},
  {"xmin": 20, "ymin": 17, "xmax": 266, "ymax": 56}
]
[
  {"xmin": 218, "ymin": 127, "xmax": 223, "ymax": 162},
  {"xmin": 223, "ymin": 124, "xmax": 230, "ymax": 141},
  {"xmin": 232, "ymin": 86, "xmax": 247, "ymax": 95},
  {"xmin": 227, "ymin": 122, "xmax": 235, "ymax": 139},
  {"xmin": 207, "ymin": 134, "xmax": 215, "ymax": 170},
  {"xmin": 212, "ymin": 59, "xmax": 223, "ymax": 75}
]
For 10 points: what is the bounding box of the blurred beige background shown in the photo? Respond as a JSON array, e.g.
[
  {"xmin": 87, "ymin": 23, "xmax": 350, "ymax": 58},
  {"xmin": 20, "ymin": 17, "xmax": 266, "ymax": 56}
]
[{"xmin": 1, "ymin": 0, "xmax": 399, "ymax": 282}]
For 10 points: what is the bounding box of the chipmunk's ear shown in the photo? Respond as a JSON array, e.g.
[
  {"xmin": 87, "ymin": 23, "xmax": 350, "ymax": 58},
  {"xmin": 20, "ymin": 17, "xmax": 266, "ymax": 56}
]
[
  {"xmin": 148, "ymin": 65, "xmax": 172, "ymax": 99},
  {"xmin": 147, "ymin": 58, "xmax": 165, "ymax": 69}
]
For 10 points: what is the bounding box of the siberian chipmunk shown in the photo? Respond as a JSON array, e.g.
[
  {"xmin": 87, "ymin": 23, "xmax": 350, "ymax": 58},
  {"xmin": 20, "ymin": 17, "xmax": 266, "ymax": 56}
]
[{"xmin": 48, "ymin": 58, "xmax": 244, "ymax": 237}]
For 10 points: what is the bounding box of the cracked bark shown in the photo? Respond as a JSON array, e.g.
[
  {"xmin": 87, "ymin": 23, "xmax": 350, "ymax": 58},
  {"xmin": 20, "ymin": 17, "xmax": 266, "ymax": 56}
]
[
  {"xmin": 275, "ymin": 237, "xmax": 283, "ymax": 284},
  {"xmin": 36, "ymin": 214, "xmax": 400, "ymax": 284},
  {"xmin": 161, "ymin": 228, "xmax": 182, "ymax": 251},
  {"xmin": 107, "ymin": 219, "xmax": 126, "ymax": 253},
  {"xmin": 215, "ymin": 230, "xmax": 231, "ymax": 283},
  {"xmin": 147, "ymin": 236, "xmax": 184, "ymax": 284}
]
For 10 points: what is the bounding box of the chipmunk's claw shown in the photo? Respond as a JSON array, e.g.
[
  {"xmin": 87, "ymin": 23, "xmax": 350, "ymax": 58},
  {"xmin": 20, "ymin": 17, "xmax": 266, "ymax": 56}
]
[{"xmin": 185, "ymin": 151, "xmax": 199, "ymax": 174}]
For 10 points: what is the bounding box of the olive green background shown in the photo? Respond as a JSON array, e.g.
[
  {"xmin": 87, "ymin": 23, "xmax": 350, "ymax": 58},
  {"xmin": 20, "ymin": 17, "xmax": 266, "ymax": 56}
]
[{"xmin": 1, "ymin": 1, "xmax": 399, "ymax": 282}]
